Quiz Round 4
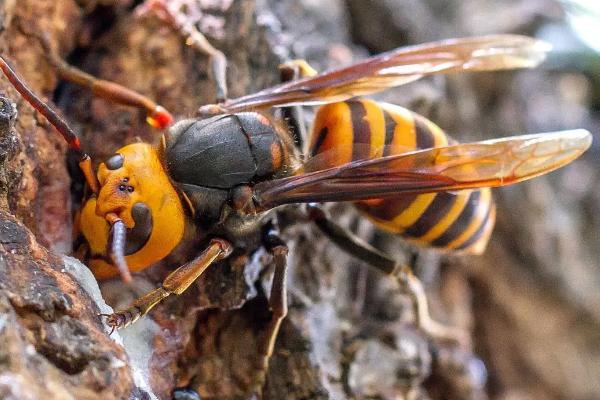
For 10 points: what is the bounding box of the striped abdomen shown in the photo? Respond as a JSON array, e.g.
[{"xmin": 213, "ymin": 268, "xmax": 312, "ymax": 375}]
[{"xmin": 307, "ymin": 99, "xmax": 496, "ymax": 254}]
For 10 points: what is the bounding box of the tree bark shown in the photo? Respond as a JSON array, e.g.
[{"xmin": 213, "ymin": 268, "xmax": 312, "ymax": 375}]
[{"xmin": 0, "ymin": 1, "xmax": 598, "ymax": 400}]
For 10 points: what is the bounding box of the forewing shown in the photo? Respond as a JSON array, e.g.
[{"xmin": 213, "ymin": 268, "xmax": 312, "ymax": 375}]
[
  {"xmin": 254, "ymin": 130, "xmax": 592, "ymax": 209},
  {"xmin": 221, "ymin": 35, "xmax": 550, "ymax": 112}
]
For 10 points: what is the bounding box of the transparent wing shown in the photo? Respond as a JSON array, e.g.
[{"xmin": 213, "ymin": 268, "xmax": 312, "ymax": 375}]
[
  {"xmin": 220, "ymin": 35, "xmax": 550, "ymax": 112},
  {"xmin": 254, "ymin": 130, "xmax": 592, "ymax": 209}
]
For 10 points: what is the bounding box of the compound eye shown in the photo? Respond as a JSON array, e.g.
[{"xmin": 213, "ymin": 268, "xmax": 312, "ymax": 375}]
[{"xmin": 105, "ymin": 153, "xmax": 124, "ymax": 170}]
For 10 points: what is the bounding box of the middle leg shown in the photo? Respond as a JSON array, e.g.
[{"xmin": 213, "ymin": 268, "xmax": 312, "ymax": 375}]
[
  {"xmin": 252, "ymin": 225, "xmax": 290, "ymax": 395},
  {"xmin": 25, "ymin": 29, "xmax": 174, "ymax": 129}
]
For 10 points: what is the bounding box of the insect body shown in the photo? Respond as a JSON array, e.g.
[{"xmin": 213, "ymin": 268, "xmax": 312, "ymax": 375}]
[
  {"xmin": 0, "ymin": 31, "xmax": 592, "ymax": 397},
  {"xmin": 163, "ymin": 113, "xmax": 293, "ymax": 221},
  {"xmin": 309, "ymin": 99, "xmax": 495, "ymax": 254},
  {"xmin": 78, "ymin": 112, "xmax": 295, "ymax": 280}
]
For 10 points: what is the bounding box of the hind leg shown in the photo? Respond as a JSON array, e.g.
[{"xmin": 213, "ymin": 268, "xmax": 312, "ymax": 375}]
[{"xmin": 306, "ymin": 204, "xmax": 469, "ymax": 345}]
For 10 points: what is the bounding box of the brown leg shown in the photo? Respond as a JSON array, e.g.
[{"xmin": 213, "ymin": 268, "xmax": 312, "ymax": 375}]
[
  {"xmin": 307, "ymin": 204, "xmax": 468, "ymax": 345},
  {"xmin": 253, "ymin": 230, "xmax": 289, "ymax": 394},
  {"xmin": 141, "ymin": 0, "xmax": 228, "ymax": 103},
  {"xmin": 102, "ymin": 238, "xmax": 232, "ymax": 330},
  {"xmin": 184, "ymin": 28, "xmax": 227, "ymax": 103},
  {"xmin": 394, "ymin": 264, "xmax": 469, "ymax": 346},
  {"xmin": 29, "ymin": 32, "xmax": 174, "ymax": 129}
]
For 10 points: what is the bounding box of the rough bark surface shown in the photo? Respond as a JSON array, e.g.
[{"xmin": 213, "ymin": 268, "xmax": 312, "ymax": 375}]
[{"xmin": 0, "ymin": 1, "xmax": 598, "ymax": 400}]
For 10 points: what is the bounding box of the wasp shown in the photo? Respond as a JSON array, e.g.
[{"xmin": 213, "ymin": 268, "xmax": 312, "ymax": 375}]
[{"xmin": 0, "ymin": 19, "xmax": 592, "ymax": 396}]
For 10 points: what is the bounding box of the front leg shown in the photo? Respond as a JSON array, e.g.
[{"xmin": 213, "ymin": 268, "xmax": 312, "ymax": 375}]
[
  {"xmin": 172, "ymin": 229, "xmax": 288, "ymax": 400},
  {"xmin": 102, "ymin": 238, "xmax": 232, "ymax": 331}
]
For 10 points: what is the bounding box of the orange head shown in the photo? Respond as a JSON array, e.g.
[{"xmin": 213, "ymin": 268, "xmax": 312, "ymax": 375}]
[{"xmin": 78, "ymin": 142, "xmax": 186, "ymax": 281}]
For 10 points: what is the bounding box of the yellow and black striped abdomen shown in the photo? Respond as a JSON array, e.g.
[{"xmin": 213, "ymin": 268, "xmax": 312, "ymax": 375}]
[{"xmin": 307, "ymin": 99, "xmax": 496, "ymax": 254}]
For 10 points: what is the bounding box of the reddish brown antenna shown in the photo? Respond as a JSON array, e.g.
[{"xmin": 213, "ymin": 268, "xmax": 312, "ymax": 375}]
[{"xmin": 0, "ymin": 55, "xmax": 100, "ymax": 194}]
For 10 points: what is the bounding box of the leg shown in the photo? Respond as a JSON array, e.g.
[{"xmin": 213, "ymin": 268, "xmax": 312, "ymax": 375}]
[
  {"xmin": 278, "ymin": 60, "xmax": 317, "ymax": 149},
  {"xmin": 395, "ymin": 264, "xmax": 469, "ymax": 346},
  {"xmin": 307, "ymin": 204, "xmax": 396, "ymax": 274},
  {"xmin": 27, "ymin": 31, "xmax": 173, "ymax": 129},
  {"xmin": 170, "ymin": 238, "xmax": 286, "ymax": 400},
  {"xmin": 102, "ymin": 238, "xmax": 232, "ymax": 330},
  {"xmin": 306, "ymin": 204, "xmax": 468, "ymax": 345},
  {"xmin": 254, "ymin": 227, "xmax": 289, "ymax": 393},
  {"xmin": 141, "ymin": 0, "xmax": 228, "ymax": 103}
]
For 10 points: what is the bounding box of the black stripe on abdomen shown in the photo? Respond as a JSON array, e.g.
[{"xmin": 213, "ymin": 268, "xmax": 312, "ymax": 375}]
[
  {"xmin": 349, "ymin": 101, "xmax": 371, "ymax": 160},
  {"xmin": 310, "ymin": 126, "xmax": 329, "ymax": 157},
  {"xmin": 456, "ymin": 199, "xmax": 494, "ymax": 250},
  {"xmin": 430, "ymin": 190, "xmax": 481, "ymax": 247},
  {"xmin": 402, "ymin": 192, "xmax": 458, "ymax": 238},
  {"xmin": 356, "ymin": 195, "xmax": 418, "ymax": 222},
  {"xmin": 382, "ymin": 109, "xmax": 397, "ymax": 157},
  {"xmin": 413, "ymin": 114, "xmax": 435, "ymax": 149}
]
